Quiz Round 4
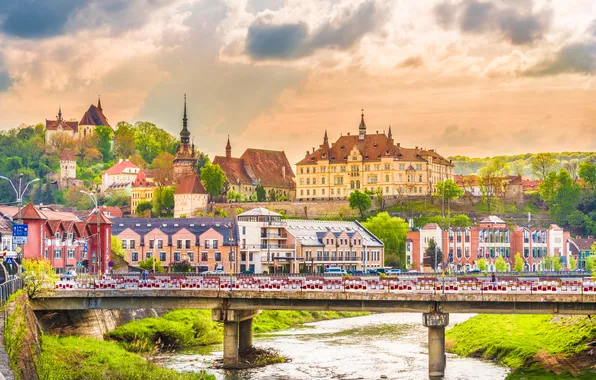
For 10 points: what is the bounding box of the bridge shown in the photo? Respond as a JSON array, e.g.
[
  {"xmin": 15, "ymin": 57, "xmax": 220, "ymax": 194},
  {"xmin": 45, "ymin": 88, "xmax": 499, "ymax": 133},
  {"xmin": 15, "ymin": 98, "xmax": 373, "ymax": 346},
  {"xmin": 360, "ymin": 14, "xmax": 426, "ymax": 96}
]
[{"xmin": 33, "ymin": 274, "xmax": 596, "ymax": 379}]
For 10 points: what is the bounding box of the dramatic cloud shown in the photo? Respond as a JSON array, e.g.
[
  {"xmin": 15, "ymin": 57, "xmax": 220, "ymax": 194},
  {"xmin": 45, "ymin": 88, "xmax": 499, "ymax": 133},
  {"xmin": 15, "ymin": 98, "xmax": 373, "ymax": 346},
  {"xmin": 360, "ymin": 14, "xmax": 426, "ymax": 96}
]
[
  {"xmin": 0, "ymin": 71, "xmax": 10, "ymax": 92},
  {"xmin": 435, "ymin": 0, "xmax": 552, "ymax": 45},
  {"xmin": 246, "ymin": 0, "xmax": 383, "ymax": 60},
  {"xmin": 397, "ymin": 56, "xmax": 425, "ymax": 69},
  {"xmin": 525, "ymin": 42, "xmax": 596, "ymax": 76}
]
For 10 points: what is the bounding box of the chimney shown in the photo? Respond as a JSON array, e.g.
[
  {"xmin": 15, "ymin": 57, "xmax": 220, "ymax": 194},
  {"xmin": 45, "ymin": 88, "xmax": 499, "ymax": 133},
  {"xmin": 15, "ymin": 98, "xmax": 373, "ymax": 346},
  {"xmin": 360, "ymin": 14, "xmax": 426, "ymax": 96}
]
[
  {"xmin": 119, "ymin": 159, "xmax": 123, "ymax": 164},
  {"xmin": 312, "ymin": 147, "xmax": 315, "ymax": 153},
  {"xmin": 282, "ymin": 166, "xmax": 286, "ymax": 178}
]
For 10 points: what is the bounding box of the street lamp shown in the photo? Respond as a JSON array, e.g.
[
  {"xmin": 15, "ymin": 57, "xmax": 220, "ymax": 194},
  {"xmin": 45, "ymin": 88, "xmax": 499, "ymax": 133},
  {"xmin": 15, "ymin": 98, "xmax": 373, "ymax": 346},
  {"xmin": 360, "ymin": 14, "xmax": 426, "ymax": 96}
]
[
  {"xmin": 0, "ymin": 173, "xmax": 40, "ymax": 262},
  {"xmin": 80, "ymin": 190, "xmax": 101, "ymax": 276}
]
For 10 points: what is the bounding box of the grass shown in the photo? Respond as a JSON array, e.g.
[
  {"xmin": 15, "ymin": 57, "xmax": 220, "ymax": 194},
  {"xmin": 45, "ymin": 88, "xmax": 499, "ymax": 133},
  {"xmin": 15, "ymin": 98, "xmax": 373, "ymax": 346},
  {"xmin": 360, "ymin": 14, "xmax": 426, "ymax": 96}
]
[
  {"xmin": 36, "ymin": 335, "xmax": 214, "ymax": 380},
  {"xmin": 253, "ymin": 310, "xmax": 369, "ymax": 333},
  {"xmin": 446, "ymin": 315, "xmax": 596, "ymax": 376}
]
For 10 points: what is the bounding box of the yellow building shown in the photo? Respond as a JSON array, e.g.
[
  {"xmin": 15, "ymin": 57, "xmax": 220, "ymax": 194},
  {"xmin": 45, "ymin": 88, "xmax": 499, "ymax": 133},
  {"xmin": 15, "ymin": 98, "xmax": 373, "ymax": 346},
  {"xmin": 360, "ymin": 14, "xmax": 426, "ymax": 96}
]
[
  {"xmin": 131, "ymin": 170, "xmax": 156, "ymax": 213},
  {"xmin": 295, "ymin": 112, "xmax": 454, "ymax": 200}
]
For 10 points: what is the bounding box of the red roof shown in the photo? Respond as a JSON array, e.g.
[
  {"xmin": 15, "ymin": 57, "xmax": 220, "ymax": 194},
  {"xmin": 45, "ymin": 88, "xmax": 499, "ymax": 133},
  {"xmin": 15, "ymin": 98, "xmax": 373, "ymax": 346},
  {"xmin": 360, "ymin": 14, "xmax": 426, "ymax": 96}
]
[
  {"xmin": 80, "ymin": 104, "xmax": 111, "ymax": 128},
  {"xmin": 175, "ymin": 174, "xmax": 207, "ymax": 195},
  {"xmin": 240, "ymin": 149, "xmax": 295, "ymax": 188},
  {"xmin": 213, "ymin": 156, "xmax": 255, "ymax": 186},
  {"xmin": 99, "ymin": 206, "xmax": 123, "ymax": 218},
  {"xmin": 84, "ymin": 211, "xmax": 113, "ymax": 225},
  {"xmin": 45, "ymin": 119, "xmax": 79, "ymax": 132},
  {"xmin": 17, "ymin": 203, "xmax": 47, "ymax": 220},
  {"xmin": 132, "ymin": 170, "xmax": 155, "ymax": 188},
  {"xmin": 105, "ymin": 160, "xmax": 138, "ymax": 175},
  {"xmin": 60, "ymin": 148, "xmax": 76, "ymax": 161}
]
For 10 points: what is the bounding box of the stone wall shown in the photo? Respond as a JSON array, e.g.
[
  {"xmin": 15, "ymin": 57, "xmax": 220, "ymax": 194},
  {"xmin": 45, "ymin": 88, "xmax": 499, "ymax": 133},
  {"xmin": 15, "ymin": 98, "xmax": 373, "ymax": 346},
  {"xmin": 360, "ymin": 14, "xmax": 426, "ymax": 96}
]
[{"xmin": 4, "ymin": 292, "xmax": 41, "ymax": 380}]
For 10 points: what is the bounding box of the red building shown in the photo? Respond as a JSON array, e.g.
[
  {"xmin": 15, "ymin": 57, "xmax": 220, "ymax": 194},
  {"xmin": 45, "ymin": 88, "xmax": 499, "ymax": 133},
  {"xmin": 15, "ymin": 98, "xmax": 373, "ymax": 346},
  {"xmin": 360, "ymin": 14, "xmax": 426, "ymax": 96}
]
[{"xmin": 14, "ymin": 203, "xmax": 112, "ymax": 274}]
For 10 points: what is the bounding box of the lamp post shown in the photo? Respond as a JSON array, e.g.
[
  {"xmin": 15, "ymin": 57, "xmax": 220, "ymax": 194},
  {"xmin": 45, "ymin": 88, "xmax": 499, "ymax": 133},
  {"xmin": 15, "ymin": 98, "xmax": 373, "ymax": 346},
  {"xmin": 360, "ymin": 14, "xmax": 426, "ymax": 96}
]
[
  {"xmin": 80, "ymin": 190, "xmax": 101, "ymax": 276},
  {"xmin": 0, "ymin": 173, "xmax": 40, "ymax": 262}
]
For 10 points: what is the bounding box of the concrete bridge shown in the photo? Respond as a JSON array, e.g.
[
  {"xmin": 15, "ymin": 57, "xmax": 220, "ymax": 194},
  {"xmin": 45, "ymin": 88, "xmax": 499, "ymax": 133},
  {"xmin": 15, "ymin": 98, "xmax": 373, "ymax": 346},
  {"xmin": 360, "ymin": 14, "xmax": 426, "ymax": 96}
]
[{"xmin": 32, "ymin": 275, "xmax": 596, "ymax": 379}]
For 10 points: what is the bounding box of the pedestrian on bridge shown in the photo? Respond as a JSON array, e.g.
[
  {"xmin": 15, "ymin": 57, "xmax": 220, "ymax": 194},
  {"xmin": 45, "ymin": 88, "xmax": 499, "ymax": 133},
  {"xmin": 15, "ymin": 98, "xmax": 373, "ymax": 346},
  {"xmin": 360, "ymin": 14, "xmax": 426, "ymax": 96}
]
[
  {"xmin": 491, "ymin": 272, "xmax": 496, "ymax": 287},
  {"xmin": 142, "ymin": 270, "xmax": 148, "ymax": 284}
]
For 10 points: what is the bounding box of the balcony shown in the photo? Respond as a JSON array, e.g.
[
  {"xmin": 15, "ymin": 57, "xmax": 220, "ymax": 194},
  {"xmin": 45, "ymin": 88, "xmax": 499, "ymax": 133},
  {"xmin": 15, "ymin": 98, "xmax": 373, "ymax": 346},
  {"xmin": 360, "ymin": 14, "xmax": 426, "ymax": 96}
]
[
  {"xmin": 241, "ymin": 244, "xmax": 295, "ymax": 250},
  {"xmin": 261, "ymin": 233, "xmax": 288, "ymax": 239}
]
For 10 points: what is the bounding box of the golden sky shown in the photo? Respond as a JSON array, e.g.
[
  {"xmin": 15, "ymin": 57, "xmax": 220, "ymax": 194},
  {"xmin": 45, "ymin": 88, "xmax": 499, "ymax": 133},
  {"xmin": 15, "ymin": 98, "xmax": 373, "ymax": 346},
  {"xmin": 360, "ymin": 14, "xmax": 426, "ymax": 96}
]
[{"xmin": 0, "ymin": 0, "xmax": 594, "ymax": 165}]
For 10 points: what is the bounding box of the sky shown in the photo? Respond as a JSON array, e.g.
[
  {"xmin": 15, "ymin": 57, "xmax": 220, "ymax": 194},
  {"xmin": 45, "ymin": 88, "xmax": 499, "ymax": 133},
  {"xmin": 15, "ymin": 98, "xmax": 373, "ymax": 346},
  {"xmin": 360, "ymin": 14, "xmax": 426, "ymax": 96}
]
[{"xmin": 0, "ymin": 0, "xmax": 595, "ymax": 165}]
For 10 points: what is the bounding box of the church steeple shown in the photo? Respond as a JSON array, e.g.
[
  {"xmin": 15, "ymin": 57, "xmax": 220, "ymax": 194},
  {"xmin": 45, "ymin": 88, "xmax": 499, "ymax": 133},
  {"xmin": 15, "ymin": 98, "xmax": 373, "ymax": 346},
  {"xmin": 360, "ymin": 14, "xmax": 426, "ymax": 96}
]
[
  {"xmin": 97, "ymin": 95, "xmax": 102, "ymax": 111},
  {"xmin": 57, "ymin": 106, "xmax": 63, "ymax": 122},
  {"xmin": 180, "ymin": 94, "xmax": 190, "ymax": 144},
  {"xmin": 226, "ymin": 135, "xmax": 232, "ymax": 158},
  {"xmin": 324, "ymin": 129, "xmax": 328, "ymax": 143},
  {"xmin": 388, "ymin": 125, "xmax": 392, "ymax": 139},
  {"xmin": 359, "ymin": 109, "xmax": 366, "ymax": 140}
]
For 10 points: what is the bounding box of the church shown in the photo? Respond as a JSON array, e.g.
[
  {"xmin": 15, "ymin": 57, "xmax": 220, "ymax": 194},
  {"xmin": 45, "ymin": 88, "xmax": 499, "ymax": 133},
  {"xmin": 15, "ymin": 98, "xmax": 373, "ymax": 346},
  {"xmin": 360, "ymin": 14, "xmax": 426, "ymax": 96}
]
[{"xmin": 45, "ymin": 97, "xmax": 112, "ymax": 144}]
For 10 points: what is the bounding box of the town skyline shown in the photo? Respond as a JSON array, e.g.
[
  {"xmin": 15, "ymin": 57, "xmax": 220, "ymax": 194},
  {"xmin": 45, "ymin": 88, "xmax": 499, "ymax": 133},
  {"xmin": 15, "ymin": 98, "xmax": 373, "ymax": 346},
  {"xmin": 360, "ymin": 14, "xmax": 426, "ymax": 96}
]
[{"xmin": 0, "ymin": 0, "xmax": 595, "ymax": 165}]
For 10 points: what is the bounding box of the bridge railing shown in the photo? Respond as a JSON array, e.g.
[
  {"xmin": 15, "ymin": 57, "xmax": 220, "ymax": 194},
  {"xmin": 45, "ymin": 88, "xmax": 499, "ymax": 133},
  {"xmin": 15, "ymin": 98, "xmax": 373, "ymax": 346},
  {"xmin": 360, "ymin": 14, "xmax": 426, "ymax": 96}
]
[
  {"xmin": 0, "ymin": 278, "xmax": 23, "ymax": 307},
  {"xmin": 54, "ymin": 275, "xmax": 596, "ymax": 295}
]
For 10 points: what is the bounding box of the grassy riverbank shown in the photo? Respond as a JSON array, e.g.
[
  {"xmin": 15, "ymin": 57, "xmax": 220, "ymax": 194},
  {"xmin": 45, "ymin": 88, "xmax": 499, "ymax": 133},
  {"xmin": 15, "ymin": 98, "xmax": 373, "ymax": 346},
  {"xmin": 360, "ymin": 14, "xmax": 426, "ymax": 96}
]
[
  {"xmin": 106, "ymin": 309, "xmax": 369, "ymax": 350},
  {"xmin": 446, "ymin": 315, "xmax": 596, "ymax": 378}
]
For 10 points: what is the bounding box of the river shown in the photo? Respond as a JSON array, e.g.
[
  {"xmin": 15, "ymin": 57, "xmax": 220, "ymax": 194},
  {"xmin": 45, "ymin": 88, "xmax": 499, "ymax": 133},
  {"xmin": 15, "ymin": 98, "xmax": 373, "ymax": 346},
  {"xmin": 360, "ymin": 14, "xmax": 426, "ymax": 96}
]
[{"xmin": 156, "ymin": 313, "xmax": 509, "ymax": 380}]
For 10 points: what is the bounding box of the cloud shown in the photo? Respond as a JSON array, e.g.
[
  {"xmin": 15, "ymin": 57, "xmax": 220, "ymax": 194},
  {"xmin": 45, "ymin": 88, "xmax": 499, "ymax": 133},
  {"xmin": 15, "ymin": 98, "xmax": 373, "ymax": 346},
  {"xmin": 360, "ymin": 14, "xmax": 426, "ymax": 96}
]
[
  {"xmin": 398, "ymin": 55, "xmax": 424, "ymax": 69},
  {"xmin": 434, "ymin": 0, "xmax": 552, "ymax": 45},
  {"xmin": 245, "ymin": 0, "xmax": 383, "ymax": 60},
  {"xmin": 0, "ymin": 70, "xmax": 10, "ymax": 92},
  {"xmin": 524, "ymin": 42, "xmax": 596, "ymax": 76}
]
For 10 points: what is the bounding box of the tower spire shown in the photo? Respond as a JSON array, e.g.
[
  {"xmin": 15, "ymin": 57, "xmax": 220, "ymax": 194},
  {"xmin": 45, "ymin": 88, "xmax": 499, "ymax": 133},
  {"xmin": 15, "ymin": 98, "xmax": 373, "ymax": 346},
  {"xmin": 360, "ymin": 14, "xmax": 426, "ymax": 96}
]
[
  {"xmin": 359, "ymin": 109, "xmax": 366, "ymax": 140},
  {"xmin": 180, "ymin": 93, "xmax": 190, "ymax": 144},
  {"xmin": 388, "ymin": 125, "xmax": 392, "ymax": 139},
  {"xmin": 97, "ymin": 95, "xmax": 102, "ymax": 111},
  {"xmin": 324, "ymin": 129, "xmax": 328, "ymax": 143},
  {"xmin": 57, "ymin": 106, "xmax": 63, "ymax": 122},
  {"xmin": 226, "ymin": 135, "xmax": 232, "ymax": 158}
]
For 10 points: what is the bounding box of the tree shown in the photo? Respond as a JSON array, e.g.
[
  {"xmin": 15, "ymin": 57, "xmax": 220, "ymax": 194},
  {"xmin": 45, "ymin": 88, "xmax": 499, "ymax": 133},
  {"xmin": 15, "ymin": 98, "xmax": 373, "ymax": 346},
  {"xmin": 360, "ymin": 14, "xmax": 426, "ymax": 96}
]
[
  {"xmin": 478, "ymin": 158, "xmax": 510, "ymax": 214},
  {"xmin": 540, "ymin": 170, "xmax": 581, "ymax": 226},
  {"xmin": 434, "ymin": 179, "xmax": 464, "ymax": 223},
  {"xmin": 153, "ymin": 186, "xmax": 175, "ymax": 217},
  {"xmin": 22, "ymin": 258, "xmax": 58, "ymax": 298},
  {"xmin": 138, "ymin": 257, "xmax": 165, "ymax": 272},
  {"xmin": 349, "ymin": 190, "xmax": 372, "ymax": 218},
  {"xmin": 65, "ymin": 186, "xmax": 94, "ymax": 210},
  {"xmin": 94, "ymin": 125, "xmax": 113, "ymax": 161},
  {"xmin": 195, "ymin": 152, "xmax": 211, "ymax": 173},
  {"xmin": 255, "ymin": 185, "xmax": 267, "ymax": 202},
  {"xmin": 200, "ymin": 163, "xmax": 226, "ymax": 198},
  {"xmin": 171, "ymin": 260, "xmax": 192, "ymax": 273},
  {"xmin": 579, "ymin": 161, "xmax": 596, "ymax": 189},
  {"xmin": 114, "ymin": 122, "xmax": 136, "ymax": 159},
  {"xmin": 362, "ymin": 212, "xmax": 408, "ymax": 267},
  {"xmin": 425, "ymin": 239, "xmax": 443, "ymax": 271},
  {"xmin": 586, "ymin": 256, "xmax": 596, "ymax": 272},
  {"xmin": 562, "ymin": 159, "xmax": 580, "ymax": 181},
  {"xmin": 129, "ymin": 152, "xmax": 148, "ymax": 169},
  {"xmin": 569, "ymin": 256, "xmax": 577, "ymax": 271},
  {"xmin": 495, "ymin": 256, "xmax": 507, "ymax": 272},
  {"xmin": 374, "ymin": 187, "xmax": 384, "ymax": 210},
  {"xmin": 531, "ymin": 153, "xmax": 558, "ymax": 180},
  {"xmin": 151, "ymin": 152, "xmax": 174, "ymax": 185},
  {"xmin": 513, "ymin": 253, "xmax": 524, "ymax": 272},
  {"xmin": 134, "ymin": 121, "xmax": 178, "ymax": 163},
  {"xmin": 553, "ymin": 257, "xmax": 562, "ymax": 271},
  {"xmin": 477, "ymin": 258, "xmax": 487, "ymax": 272},
  {"xmin": 111, "ymin": 236, "xmax": 124, "ymax": 259},
  {"xmin": 48, "ymin": 132, "xmax": 79, "ymax": 155},
  {"xmin": 135, "ymin": 201, "xmax": 153, "ymax": 217}
]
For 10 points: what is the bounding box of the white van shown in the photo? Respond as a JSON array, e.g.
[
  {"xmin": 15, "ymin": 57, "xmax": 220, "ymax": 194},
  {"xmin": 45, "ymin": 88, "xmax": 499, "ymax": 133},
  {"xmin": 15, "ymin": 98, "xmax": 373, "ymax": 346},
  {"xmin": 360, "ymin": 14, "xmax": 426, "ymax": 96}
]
[{"xmin": 324, "ymin": 267, "xmax": 347, "ymax": 275}]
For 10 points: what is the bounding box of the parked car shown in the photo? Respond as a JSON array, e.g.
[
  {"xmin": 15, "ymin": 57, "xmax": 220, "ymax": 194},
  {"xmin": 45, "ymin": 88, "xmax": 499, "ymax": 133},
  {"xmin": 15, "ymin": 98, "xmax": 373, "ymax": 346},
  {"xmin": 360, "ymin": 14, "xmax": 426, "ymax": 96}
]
[
  {"xmin": 241, "ymin": 270, "xmax": 255, "ymax": 275},
  {"xmin": 468, "ymin": 269, "xmax": 482, "ymax": 274},
  {"xmin": 364, "ymin": 269, "xmax": 378, "ymax": 275},
  {"xmin": 324, "ymin": 267, "xmax": 347, "ymax": 275},
  {"xmin": 60, "ymin": 269, "xmax": 77, "ymax": 281},
  {"xmin": 351, "ymin": 270, "xmax": 364, "ymax": 276},
  {"xmin": 202, "ymin": 270, "xmax": 225, "ymax": 275},
  {"xmin": 407, "ymin": 270, "xmax": 419, "ymax": 274},
  {"xmin": 387, "ymin": 269, "xmax": 402, "ymax": 276},
  {"xmin": 376, "ymin": 268, "xmax": 387, "ymax": 274}
]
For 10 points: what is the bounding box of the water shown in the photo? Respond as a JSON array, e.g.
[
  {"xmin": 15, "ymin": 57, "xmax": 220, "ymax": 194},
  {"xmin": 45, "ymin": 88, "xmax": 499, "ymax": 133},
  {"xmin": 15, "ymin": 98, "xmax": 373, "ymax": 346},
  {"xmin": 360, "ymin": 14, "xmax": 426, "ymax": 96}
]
[{"xmin": 156, "ymin": 313, "xmax": 509, "ymax": 380}]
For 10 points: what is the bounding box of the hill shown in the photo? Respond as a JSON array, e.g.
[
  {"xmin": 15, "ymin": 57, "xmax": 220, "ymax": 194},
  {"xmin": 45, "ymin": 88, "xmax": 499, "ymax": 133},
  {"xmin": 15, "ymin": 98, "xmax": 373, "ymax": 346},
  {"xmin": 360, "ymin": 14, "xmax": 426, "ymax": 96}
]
[{"xmin": 449, "ymin": 152, "xmax": 594, "ymax": 177}]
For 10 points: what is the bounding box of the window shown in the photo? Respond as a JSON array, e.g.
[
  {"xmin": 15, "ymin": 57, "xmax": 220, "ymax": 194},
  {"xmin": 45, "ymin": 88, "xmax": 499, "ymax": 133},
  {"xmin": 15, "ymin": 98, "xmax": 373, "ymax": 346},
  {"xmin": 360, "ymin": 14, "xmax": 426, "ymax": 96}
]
[
  {"xmin": 205, "ymin": 240, "xmax": 210, "ymax": 249},
  {"xmin": 146, "ymin": 252, "xmax": 152, "ymax": 259},
  {"xmin": 416, "ymin": 164, "xmax": 422, "ymax": 170},
  {"xmin": 307, "ymin": 178, "xmax": 310, "ymax": 185},
  {"xmin": 385, "ymin": 175, "xmax": 389, "ymax": 182},
  {"xmin": 374, "ymin": 164, "xmax": 380, "ymax": 171},
  {"xmin": 174, "ymin": 252, "xmax": 181, "ymax": 261},
  {"xmin": 418, "ymin": 175, "xmax": 422, "ymax": 182},
  {"xmin": 132, "ymin": 252, "xmax": 138, "ymax": 261},
  {"xmin": 385, "ymin": 164, "xmax": 391, "ymax": 170},
  {"xmin": 44, "ymin": 248, "xmax": 49, "ymax": 259},
  {"xmin": 185, "ymin": 240, "xmax": 191, "ymax": 249},
  {"xmin": 130, "ymin": 240, "xmax": 135, "ymax": 249},
  {"xmin": 160, "ymin": 252, "xmax": 166, "ymax": 261},
  {"xmin": 177, "ymin": 240, "xmax": 182, "ymax": 249},
  {"xmin": 313, "ymin": 178, "xmax": 317, "ymax": 185},
  {"xmin": 202, "ymin": 252, "xmax": 208, "ymax": 261},
  {"xmin": 300, "ymin": 178, "xmax": 304, "ymax": 185},
  {"xmin": 67, "ymin": 248, "xmax": 75, "ymax": 259},
  {"xmin": 157, "ymin": 240, "xmax": 163, "ymax": 249},
  {"xmin": 122, "ymin": 240, "xmax": 127, "ymax": 249},
  {"xmin": 215, "ymin": 252, "xmax": 221, "ymax": 261},
  {"xmin": 54, "ymin": 249, "xmax": 62, "ymax": 259},
  {"xmin": 149, "ymin": 239, "xmax": 154, "ymax": 249},
  {"xmin": 321, "ymin": 177, "xmax": 325, "ymax": 185},
  {"xmin": 213, "ymin": 240, "xmax": 218, "ymax": 249}
]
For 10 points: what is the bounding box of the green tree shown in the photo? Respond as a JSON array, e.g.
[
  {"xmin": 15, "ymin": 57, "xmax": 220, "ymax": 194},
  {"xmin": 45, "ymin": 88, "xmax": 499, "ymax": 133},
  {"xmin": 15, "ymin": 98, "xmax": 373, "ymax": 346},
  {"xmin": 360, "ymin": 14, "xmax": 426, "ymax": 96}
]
[
  {"xmin": 531, "ymin": 153, "xmax": 558, "ymax": 180},
  {"xmin": 111, "ymin": 236, "xmax": 124, "ymax": 258},
  {"xmin": 200, "ymin": 163, "xmax": 226, "ymax": 198},
  {"xmin": 171, "ymin": 260, "xmax": 192, "ymax": 273},
  {"xmin": 478, "ymin": 158, "xmax": 510, "ymax": 214},
  {"xmin": 94, "ymin": 125, "xmax": 114, "ymax": 161},
  {"xmin": 434, "ymin": 179, "xmax": 464, "ymax": 223},
  {"xmin": 195, "ymin": 152, "xmax": 211, "ymax": 173},
  {"xmin": 349, "ymin": 190, "xmax": 372, "ymax": 218},
  {"xmin": 135, "ymin": 201, "xmax": 153, "ymax": 217},
  {"xmin": 579, "ymin": 161, "xmax": 596, "ymax": 189},
  {"xmin": 113, "ymin": 122, "xmax": 136, "ymax": 159},
  {"xmin": 153, "ymin": 186, "xmax": 175, "ymax": 217},
  {"xmin": 134, "ymin": 121, "xmax": 178, "ymax": 163},
  {"xmin": 374, "ymin": 187, "xmax": 384, "ymax": 210},
  {"xmin": 477, "ymin": 258, "xmax": 487, "ymax": 272},
  {"xmin": 22, "ymin": 258, "xmax": 58, "ymax": 298},
  {"xmin": 425, "ymin": 239, "xmax": 443, "ymax": 271},
  {"xmin": 513, "ymin": 253, "xmax": 524, "ymax": 272},
  {"xmin": 542, "ymin": 170, "xmax": 581, "ymax": 225},
  {"xmin": 585, "ymin": 256, "xmax": 596, "ymax": 272},
  {"xmin": 562, "ymin": 159, "xmax": 580, "ymax": 181},
  {"xmin": 255, "ymin": 185, "xmax": 267, "ymax": 202},
  {"xmin": 362, "ymin": 212, "xmax": 408, "ymax": 267},
  {"xmin": 138, "ymin": 257, "xmax": 165, "ymax": 272},
  {"xmin": 553, "ymin": 257, "xmax": 562, "ymax": 271},
  {"xmin": 151, "ymin": 152, "xmax": 174, "ymax": 185},
  {"xmin": 569, "ymin": 256, "xmax": 577, "ymax": 271},
  {"xmin": 495, "ymin": 256, "xmax": 507, "ymax": 272}
]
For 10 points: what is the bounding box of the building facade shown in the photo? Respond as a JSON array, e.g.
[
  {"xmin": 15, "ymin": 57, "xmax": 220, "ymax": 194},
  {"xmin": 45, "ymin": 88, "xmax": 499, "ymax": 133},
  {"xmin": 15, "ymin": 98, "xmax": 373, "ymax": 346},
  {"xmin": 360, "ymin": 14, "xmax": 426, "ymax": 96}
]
[
  {"xmin": 102, "ymin": 159, "xmax": 140, "ymax": 193},
  {"xmin": 236, "ymin": 208, "xmax": 384, "ymax": 274},
  {"xmin": 174, "ymin": 174, "xmax": 209, "ymax": 217},
  {"xmin": 59, "ymin": 149, "xmax": 77, "ymax": 183},
  {"xmin": 45, "ymin": 97, "xmax": 111, "ymax": 143},
  {"xmin": 295, "ymin": 112, "xmax": 454, "ymax": 201},
  {"xmin": 131, "ymin": 170, "xmax": 156, "ymax": 214},
  {"xmin": 112, "ymin": 218, "xmax": 237, "ymax": 273}
]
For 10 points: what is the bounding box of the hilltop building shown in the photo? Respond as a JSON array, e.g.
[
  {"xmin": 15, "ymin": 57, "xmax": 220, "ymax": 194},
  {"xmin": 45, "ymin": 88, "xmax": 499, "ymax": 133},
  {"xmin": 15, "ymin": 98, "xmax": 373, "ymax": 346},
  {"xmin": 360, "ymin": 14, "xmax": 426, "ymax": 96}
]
[
  {"xmin": 213, "ymin": 136, "xmax": 296, "ymax": 201},
  {"xmin": 174, "ymin": 174, "xmax": 209, "ymax": 217},
  {"xmin": 295, "ymin": 111, "xmax": 454, "ymax": 200},
  {"xmin": 130, "ymin": 170, "xmax": 157, "ymax": 214},
  {"xmin": 173, "ymin": 95, "xmax": 198, "ymax": 184},
  {"xmin": 102, "ymin": 159, "xmax": 140, "ymax": 194},
  {"xmin": 59, "ymin": 149, "xmax": 76, "ymax": 182},
  {"xmin": 45, "ymin": 97, "xmax": 111, "ymax": 143}
]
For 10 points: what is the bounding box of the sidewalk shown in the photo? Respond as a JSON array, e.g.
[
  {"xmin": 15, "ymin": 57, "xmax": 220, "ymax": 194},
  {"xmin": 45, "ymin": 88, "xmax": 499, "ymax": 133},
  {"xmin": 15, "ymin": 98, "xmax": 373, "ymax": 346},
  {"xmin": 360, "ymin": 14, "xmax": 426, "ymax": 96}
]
[{"xmin": 0, "ymin": 313, "xmax": 14, "ymax": 380}]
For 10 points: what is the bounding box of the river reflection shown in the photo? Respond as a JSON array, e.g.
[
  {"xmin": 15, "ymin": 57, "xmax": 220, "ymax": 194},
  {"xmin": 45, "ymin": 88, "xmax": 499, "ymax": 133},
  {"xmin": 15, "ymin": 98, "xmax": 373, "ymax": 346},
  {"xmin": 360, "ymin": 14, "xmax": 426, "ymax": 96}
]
[{"xmin": 156, "ymin": 313, "xmax": 509, "ymax": 380}]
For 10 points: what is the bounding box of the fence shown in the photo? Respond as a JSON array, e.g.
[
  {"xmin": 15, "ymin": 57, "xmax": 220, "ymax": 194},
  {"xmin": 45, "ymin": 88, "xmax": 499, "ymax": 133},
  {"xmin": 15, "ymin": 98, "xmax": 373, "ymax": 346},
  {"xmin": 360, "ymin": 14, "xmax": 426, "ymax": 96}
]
[{"xmin": 0, "ymin": 278, "xmax": 23, "ymax": 307}]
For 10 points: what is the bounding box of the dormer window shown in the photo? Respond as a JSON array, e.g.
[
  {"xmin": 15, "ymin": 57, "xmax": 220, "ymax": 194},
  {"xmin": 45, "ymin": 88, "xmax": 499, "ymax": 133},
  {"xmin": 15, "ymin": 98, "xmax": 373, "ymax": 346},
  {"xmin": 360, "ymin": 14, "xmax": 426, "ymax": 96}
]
[
  {"xmin": 340, "ymin": 145, "xmax": 344, "ymax": 150},
  {"xmin": 322, "ymin": 153, "xmax": 326, "ymax": 158}
]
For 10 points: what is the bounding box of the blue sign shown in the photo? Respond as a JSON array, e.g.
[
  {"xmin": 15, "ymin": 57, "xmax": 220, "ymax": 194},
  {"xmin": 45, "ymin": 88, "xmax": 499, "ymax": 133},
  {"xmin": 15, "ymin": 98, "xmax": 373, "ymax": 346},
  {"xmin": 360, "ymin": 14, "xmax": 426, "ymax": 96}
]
[
  {"xmin": 83, "ymin": 244, "xmax": 88, "ymax": 253},
  {"xmin": 5, "ymin": 258, "xmax": 14, "ymax": 265},
  {"xmin": 12, "ymin": 224, "xmax": 28, "ymax": 237},
  {"xmin": 12, "ymin": 236, "xmax": 27, "ymax": 245},
  {"xmin": 76, "ymin": 261, "xmax": 83, "ymax": 268}
]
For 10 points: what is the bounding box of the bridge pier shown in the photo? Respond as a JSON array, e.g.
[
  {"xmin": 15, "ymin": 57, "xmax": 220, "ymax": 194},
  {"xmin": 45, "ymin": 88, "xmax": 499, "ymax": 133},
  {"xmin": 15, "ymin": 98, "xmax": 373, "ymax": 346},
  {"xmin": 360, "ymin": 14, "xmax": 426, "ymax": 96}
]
[
  {"xmin": 423, "ymin": 312, "xmax": 449, "ymax": 379},
  {"xmin": 213, "ymin": 309, "xmax": 260, "ymax": 367}
]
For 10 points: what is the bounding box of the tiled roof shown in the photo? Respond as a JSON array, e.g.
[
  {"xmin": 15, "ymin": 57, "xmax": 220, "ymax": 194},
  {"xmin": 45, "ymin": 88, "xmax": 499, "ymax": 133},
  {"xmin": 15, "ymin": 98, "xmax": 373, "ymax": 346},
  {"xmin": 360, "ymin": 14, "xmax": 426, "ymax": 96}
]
[
  {"xmin": 111, "ymin": 217, "xmax": 237, "ymax": 246},
  {"xmin": 422, "ymin": 223, "xmax": 441, "ymax": 230},
  {"xmin": 240, "ymin": 149, "xmax": 295, "ymax": 189},
  {"xmin": 106, "ymin": 181, "xmax": 133, "ymax": 191},
  {"xmin": 84, "ymin": 211, "xmax": 113, "ymax": 225},
  {"xmin": 45, "ymin": 119, "xmax": 79, "ymax": 132},
  {"xmin": 480, "ymin": 215, "xmax": 506, "ymax": 224},
  {"xmin": 80, "ymin": 104, "xmax": 111, "ymax": 128},
  {"xmin": 18, "ymin": 203, "xmax": 47, "ymax": 220},
  {"xmin": 569, "ymin": 237, "xmax": 595, "ymax": 252},
  {"xmin": 60, "ymin": 148, "xmax": 76, "ymax": 161},
  {"xmin": 238, "ymin": 207, "xmax": 281, "ymax": 217},
  {"xmin": 213, "ymin": 156, "xmax": 255, "ymax": 186},
  {"xmin": 99, "ymin": 206, "xmax": 123, "ymax": 218},
  {"xmin": 105, "ymin": 160, "xmax": 138, "ymax": 175},
  {"xmin": 132, "ymin": 170, "xmax": 155, "ymax": 188},
  {"xmin": 175, "ymin": 174, "xmax": 207, "ymax": 195},
  {"xmin": 284, "ymin": 219, "xmax": 383, "ymax": 247},
  {"xmin": 454, "ymin": 175, "xmax": 480, "ymax": 187}
]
